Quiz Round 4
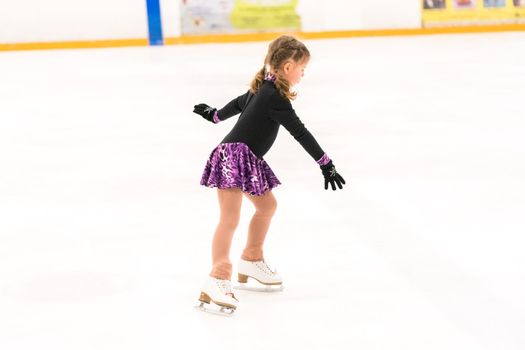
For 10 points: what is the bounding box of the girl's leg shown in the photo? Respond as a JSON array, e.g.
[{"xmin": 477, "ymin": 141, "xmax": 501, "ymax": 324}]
[
  {"xmin": 241, "ymin": 190, "xmax": 277, "ymax": 261},
  {"xmin": 210, "ymin": 188, "xmax": 243, "ymax": 280}
]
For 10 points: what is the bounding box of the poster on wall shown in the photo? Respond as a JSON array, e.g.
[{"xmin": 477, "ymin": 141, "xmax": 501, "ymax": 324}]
[
  {"xmin": 422, "ymin": 0, "xmax": 525, "ymax": 26},
  {"xmin": 453, "ymin": 0, "xmax": 476, "ymax": 9},
  {"xmin": 180, "ymin": 0, "xmax": 301, "ymax": 35}
]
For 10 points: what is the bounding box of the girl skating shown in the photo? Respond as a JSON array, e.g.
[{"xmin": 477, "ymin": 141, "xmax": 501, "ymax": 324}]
[{"xmin": 193, "ymin": 35, "xmax": 345, "ymax": 315}]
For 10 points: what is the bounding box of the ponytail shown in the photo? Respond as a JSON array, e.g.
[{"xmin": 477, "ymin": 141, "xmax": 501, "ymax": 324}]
[
  {"xmin": 250, "ymin": 66, "xmax": 266, "ymax": 94},
  {"xmin": 274, "ymin": 73, "xmax": 296, "ymax": 101},
  {"xmin": 249, "ymin": 66, "xmax": 295, "ymax": 100}
]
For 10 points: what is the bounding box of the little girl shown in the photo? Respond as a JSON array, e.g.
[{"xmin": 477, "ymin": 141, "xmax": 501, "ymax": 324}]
[{"xmin": 193, "ymin": 35, "xmax": 345, "ymax": 313}]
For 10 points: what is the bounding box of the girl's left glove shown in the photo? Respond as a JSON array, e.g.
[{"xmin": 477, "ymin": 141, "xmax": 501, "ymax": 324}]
[
  {"xmin": 193, "ymin": 103, "xmax": 218, "ymax": 123},
  {"xmin": 320, "ymin": 161, "xmax": 346, "ymax": 191}
]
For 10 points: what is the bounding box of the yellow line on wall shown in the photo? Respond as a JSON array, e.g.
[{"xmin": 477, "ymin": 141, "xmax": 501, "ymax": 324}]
[
  {"xmin": 0, "ymin": 38, "xmax": 149, "ymax": 52},
  {"xmin": 301, "ymin": 23, "xmax": 525, "ymax": 39},
  {"xmin": 2, "ymin": 24, "xmax": 525, "ymax": 52}
]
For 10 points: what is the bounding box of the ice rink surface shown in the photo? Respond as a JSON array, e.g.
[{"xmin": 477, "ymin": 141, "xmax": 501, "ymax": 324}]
[{"xmin": 1, "ymin": 32, "xmax": 524, "ymax": 349}]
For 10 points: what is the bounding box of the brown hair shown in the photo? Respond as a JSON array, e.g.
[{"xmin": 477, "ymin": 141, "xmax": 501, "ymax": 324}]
[{"xmin": 250, "ymin": 35, "xmax": 310, "ymax": 100}]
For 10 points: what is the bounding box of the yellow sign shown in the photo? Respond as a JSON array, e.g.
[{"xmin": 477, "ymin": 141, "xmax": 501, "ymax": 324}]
[
  {"xmin": 422, "ymin": 0, "xmax": 525, "ymax": 27},
  {"xmin": 230, "ymin": 0, "xmax": 301, "ymax": 31}
]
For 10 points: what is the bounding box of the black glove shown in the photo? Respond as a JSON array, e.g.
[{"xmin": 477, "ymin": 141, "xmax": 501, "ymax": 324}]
[
  {"xmin": 193, "ymin": 103, "xmax": 217, "ymax": 123},
  {"xmin": 320, "ymin": 161, "xmax": 346, "ymax": 191}
]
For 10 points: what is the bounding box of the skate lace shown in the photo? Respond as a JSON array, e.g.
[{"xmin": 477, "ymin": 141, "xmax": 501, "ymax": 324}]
[
  {"xmin": 217, "ymin": 279, "xmax": 237, "ymax": 301},
  {"xmin": 257, "ymin": 260, "xmax": 277, "ymax": 276}
]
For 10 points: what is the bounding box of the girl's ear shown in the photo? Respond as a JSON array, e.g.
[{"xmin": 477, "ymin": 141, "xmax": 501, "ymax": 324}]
[{"xmin": 283, "ymin": 61, "xmax": 293, "ymax": 74}]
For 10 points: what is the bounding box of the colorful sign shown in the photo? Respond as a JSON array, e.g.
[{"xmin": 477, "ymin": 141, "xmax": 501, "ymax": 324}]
[
  {"xmin": 180, "ymin": 0, "xmax": 301, "ymax": 35},
  {"xmin": 422, "ymin": 0, "xmax": 525, "ymax": 26}
]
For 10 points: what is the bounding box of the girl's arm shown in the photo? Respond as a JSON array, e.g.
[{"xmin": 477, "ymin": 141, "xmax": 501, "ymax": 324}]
[
  {"xmin": 270, "ymin": 92, "xmax": 346, "ymax": 190},
  {"xmin": 216, "ymin": 91, "xmax": 252, "ymax": 122},
  {"xmin": 193, "ymin": 90, "xmax": 252, "ymax": 124},
  {"xmin": 269, "ymin": 92, "xmax": 326, "ymax": 162}
]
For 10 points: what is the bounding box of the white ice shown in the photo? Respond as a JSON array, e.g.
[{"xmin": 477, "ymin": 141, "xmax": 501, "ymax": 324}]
[{"xmin": 1, "ymin": 32, "xmax": 524, "ymax": 350}]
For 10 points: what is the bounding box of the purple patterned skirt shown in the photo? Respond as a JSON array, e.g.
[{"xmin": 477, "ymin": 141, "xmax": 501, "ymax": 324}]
[{"xmin": 200, "ymin": 143, "xmax": 281, "ymax": 196}]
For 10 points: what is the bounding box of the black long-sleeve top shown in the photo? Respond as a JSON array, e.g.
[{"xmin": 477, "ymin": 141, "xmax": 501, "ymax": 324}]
[{"xmin": 217, "ymin": 80, "xmax": 325, "ymax": 161}]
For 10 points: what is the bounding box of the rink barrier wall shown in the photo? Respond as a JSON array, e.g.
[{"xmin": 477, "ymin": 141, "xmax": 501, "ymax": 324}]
[
  {"xmin": 165, "ymin": 24, "xmax": 525, "ymax": 45},
  {"xmin": 1, "ymin": 24, "xmax": 525, "ymax": 52}
]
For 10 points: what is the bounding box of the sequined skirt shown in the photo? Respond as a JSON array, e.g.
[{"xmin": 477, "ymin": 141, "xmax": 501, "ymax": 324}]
[{"xmin": 200, "ymin": 143, "xmax": 281, "ymax": 196}]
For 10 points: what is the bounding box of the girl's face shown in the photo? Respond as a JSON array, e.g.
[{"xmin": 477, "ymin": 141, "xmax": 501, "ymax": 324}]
[{"xmin": 282, "ymin": 58, "xmax": 309, "ymax": 86}]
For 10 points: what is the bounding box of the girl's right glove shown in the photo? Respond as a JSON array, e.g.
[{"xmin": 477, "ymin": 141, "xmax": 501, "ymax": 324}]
[
  {"xmin": 193, "ymin": 103, "xmax": 218, "ymax": 123},
  {"xmin": 320, "ymin": 161, "xmax": 346, "ymax": 191}
]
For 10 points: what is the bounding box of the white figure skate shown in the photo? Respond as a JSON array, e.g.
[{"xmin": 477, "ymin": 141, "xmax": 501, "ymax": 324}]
[
  {"xmin": 234, "ymin": 258, "xmax": 284, "ymax": 292},
  {"xmin": 195, "ymin": 277, "xmax": 239, "ymax": 316}
]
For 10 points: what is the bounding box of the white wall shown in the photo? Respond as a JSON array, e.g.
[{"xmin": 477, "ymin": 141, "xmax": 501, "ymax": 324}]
[
  {"xmin": 0, "ymin": 0, "xmax": 148, "ymax": 43},
  {"xmin": 0, "ymin": 0, "xmax": 421, "ymax": 44},
  {"xmin": 299, "ymin": 0, "xmax": 421, "ymax": 32},
  {"xmin": 160, "ymin": 0, "xmax": 181, "ymax": 39},
  {"xmin": 360, "ymin": 1, "xmax": 421, "ymax": 30}
]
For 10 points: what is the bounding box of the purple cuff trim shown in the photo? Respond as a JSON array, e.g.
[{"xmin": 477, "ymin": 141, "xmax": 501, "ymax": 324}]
[
  {"xmin": 264, "ymin": 72, "xmax": 276, "ymax": 82},
  {"xmin": 316, "ymin": 153, "xmax": 331, "ymax": 166},
  {"xmin": 212, "ymin": 111, "xmax": 220, "ymax": 124}
]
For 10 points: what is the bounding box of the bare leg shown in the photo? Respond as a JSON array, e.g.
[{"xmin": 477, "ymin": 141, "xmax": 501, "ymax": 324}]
[
  {"xmin": 241, "ymin": 190, "xmax": 277, "ymax": 262},
  {"xmin": 210, "ymin": 188, "xmax": 243, "ymax": 280}
]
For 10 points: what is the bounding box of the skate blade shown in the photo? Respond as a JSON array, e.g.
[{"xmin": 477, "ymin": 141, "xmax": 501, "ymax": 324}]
[
  {"xmin": 234, "ymin": 283, "xmax": 284, "ymax": 293},
  {"xmin": 195, "ymin": 301, "xmax": 235, "ymax": 316}
]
